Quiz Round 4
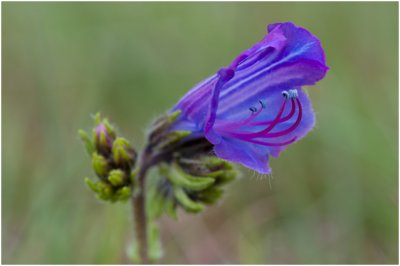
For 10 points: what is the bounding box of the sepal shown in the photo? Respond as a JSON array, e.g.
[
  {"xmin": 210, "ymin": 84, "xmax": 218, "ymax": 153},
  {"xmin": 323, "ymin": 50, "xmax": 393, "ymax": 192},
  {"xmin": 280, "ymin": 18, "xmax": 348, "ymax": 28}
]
[
  {"xmin": 162, "ymin": 163, "xmax": 215, "ymax": 191},
  {"xmin": 147, "ymin": 110, "xmax": 194, "ymax": 154},
  {"xmin": 84, "ymin": 177, "xmax": 98, "ymax": 193},
  {"xmin": 148, "ymin": 110, "xmax": 181, "ymax": 144},
  {"xmin": 93, "ymin": 114, "xmax": 116, "ymax": 156},
  {"xmin": 148, "ymin": 222, "xmax": 163, "ymax": 262},
  {"xmin": 154, "ymin": 130, "xmax": 191, "ymax": 151},
  {"xmin": 78, "ymin": 130, "xmax": 94, "ymax": 156}
]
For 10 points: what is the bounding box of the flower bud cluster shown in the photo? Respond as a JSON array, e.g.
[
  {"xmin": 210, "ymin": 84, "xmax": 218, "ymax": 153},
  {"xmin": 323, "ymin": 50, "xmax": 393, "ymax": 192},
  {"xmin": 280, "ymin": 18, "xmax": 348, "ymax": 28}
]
[{"xmin": 79, "ymin": 113, "xmax": 137, "ymax": 202}]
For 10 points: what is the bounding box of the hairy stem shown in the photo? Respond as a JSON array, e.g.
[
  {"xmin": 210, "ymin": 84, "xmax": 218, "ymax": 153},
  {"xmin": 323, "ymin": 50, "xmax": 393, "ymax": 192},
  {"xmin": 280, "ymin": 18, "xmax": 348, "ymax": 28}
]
[{"xmin": 132, "ymin": 147, "xmax": 153, "ymax": 264}]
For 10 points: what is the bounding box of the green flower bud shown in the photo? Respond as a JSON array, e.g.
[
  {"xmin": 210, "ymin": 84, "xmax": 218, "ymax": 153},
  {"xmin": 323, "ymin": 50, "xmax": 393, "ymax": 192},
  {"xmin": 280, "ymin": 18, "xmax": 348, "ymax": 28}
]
[
  {"xmin": 108, "ymin": 169, "xmax": 126, "ymax": 187},
  {"xmin": 112, "ymin": 137, "xmax": 137, "ymax": 168},
  {"xmin": 115, "ymin": 186, "xmax": 132, "ymax": 202},
  {"xmin": 92, "ymin": 152, "xmax": 109, "ymax": 178},
  {"xmin": 96, "ymin": 181, "xmax": 113, "ymax": 201}
]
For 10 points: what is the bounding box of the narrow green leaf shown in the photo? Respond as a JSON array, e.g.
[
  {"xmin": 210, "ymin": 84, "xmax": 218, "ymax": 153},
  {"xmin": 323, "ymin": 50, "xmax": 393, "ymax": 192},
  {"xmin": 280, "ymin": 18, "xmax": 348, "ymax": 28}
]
[
  {"xmin": 148, "ymin": 222, "xmax": 163, "ymax": 262},
  {"xmin": 205, "ymin": 170, "xmax": 225, "ymax": 178},
  {"xmin": 167, "ymin": 163, "xmax": 215, "ymax": 191},
  {"xmin": 197, "ymin": 187, "xmax": 224, "ymax": 204},
  {"xmin": 126, "ymin": 240, "xmax": 139, "ymax": 264},
  {"xmin": 203, "ymin": 156, "xmax": 233, "ymax": 170},
  {"xmin": 148, "ymin": 188, "xmax": 166, "ymax": 219},
  {"xmin": 174, "ymin": 187, "xmax": 204, "ymax": 213},
  {"xmin": 216, "ymin": 169, "xmax": 237, "ymax": 185}
]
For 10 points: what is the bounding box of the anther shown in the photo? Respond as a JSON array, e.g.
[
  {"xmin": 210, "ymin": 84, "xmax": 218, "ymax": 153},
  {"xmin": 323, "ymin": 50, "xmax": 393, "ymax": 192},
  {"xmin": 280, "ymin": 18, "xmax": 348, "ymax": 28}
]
[
  {"xmin": 259, "ymin": 100, "xmax": 265, "ymax": 108},
  {"xmin": 249, "ymin": 107, "xmax": 257, "ymax": 113},
  {"xmin": 282, "ymin": 89, "xmax": 298, "ymax": 99},
  {"xmin": 289, "ymin": 89, "xmax": 298, "ymax": 98}
]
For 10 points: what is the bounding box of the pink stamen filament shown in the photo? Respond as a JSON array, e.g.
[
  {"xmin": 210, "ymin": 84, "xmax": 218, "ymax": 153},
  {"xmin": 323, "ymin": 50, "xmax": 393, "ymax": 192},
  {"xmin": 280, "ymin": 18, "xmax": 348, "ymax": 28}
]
[
  {"xmin": 244, "ymin": 137, "xmax": 297, "ymax": 147},
  {"xmin": 262, "ymin": 98, "xmax": 302, "ymax": 138},
  {"xmin": 223, "ymin": 98, "xmax": 303, "ymax": 147},
  {"xmin": 253, "ymin": 98, "xmax": 287, "ymax": 135},
  {"xmin": 249, "ymin": 99, "xmax": 295, "ymax": 126},
  {"xmin": 244, "ymin": 105, "xmax": 263, "ymax": 124},
  {"xmin": 218, "ymin": 103, "xmax": 264, "ymax": 130},
  {"xmin": 227, "ymin": 98, "xmax": 290, "ymax": 139},
  {"xmin": 217, "ymin": 97, "xmax": 296, "ymax": 131}
]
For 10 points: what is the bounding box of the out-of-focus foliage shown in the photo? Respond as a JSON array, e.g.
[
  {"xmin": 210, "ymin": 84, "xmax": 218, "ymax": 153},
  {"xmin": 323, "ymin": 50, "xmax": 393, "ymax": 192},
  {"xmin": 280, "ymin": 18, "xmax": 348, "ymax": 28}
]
[{"xmin": 2, "ymin": 2, "xmax": 398, "ymax": 264}]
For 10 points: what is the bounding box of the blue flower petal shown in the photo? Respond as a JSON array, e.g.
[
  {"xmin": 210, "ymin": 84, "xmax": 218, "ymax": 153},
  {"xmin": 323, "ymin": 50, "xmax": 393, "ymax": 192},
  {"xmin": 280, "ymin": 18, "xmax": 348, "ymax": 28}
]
[
  {"xmin": 213, "ymin": 137, "xmax": 272, "ymax": 174},
  {"xmin": 212, "ymin": 89, "xmax": 315, "ymax": 172},
  {"xmin": 169, "ymin": 22, "xmax": 328, "ymax": 174}
]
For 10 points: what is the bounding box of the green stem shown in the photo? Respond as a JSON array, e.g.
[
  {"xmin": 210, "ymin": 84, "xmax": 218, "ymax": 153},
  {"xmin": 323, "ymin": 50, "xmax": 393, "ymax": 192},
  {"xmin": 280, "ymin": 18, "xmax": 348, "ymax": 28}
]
[
  {"xmin": 131, "ymin": 136, "xmax": 197, "ymax": 263},
  {"xmin": 132, "ymin": 147, "xmax": 153, "ymax": 264}
]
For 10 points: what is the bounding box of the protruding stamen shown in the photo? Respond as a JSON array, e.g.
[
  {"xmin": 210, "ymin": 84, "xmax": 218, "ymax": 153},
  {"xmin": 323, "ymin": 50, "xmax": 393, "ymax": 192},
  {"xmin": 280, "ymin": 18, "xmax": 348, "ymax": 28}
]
[
  {"xmin": 217, "ymin": 99, "xmax": 265, "ymax": 130},
  {"xmin": 250, "ymin": 99, "xmax": 295, "ymax": 126},
  {"xmin": 216, "ymin": 89, "xmax": 303, "ymax": 148},
  {"xmin": 217, "ymin": 89, "xmax": 300, "ymax": 139},
  {"xmin": 224, "ymin": 97, "xmax": 302, "ymax": 142},
  {"xmin": 263, "ymin": 98, "xmax": 303, "ymax": 138}
]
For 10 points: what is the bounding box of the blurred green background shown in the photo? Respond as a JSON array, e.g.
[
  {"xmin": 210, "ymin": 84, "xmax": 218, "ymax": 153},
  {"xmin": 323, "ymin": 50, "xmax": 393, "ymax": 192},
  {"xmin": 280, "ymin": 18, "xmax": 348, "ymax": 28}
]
[{"xmin": 2, "ymin": 2, "xmax": 398, "ymax": 264}]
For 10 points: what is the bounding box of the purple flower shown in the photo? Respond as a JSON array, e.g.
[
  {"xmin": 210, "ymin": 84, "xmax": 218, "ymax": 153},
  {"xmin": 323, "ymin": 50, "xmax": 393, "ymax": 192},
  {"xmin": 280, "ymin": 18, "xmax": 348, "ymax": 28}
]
[{"xmin": 170, "ymin": 22, "xmax": 328, "ymax": 174}]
